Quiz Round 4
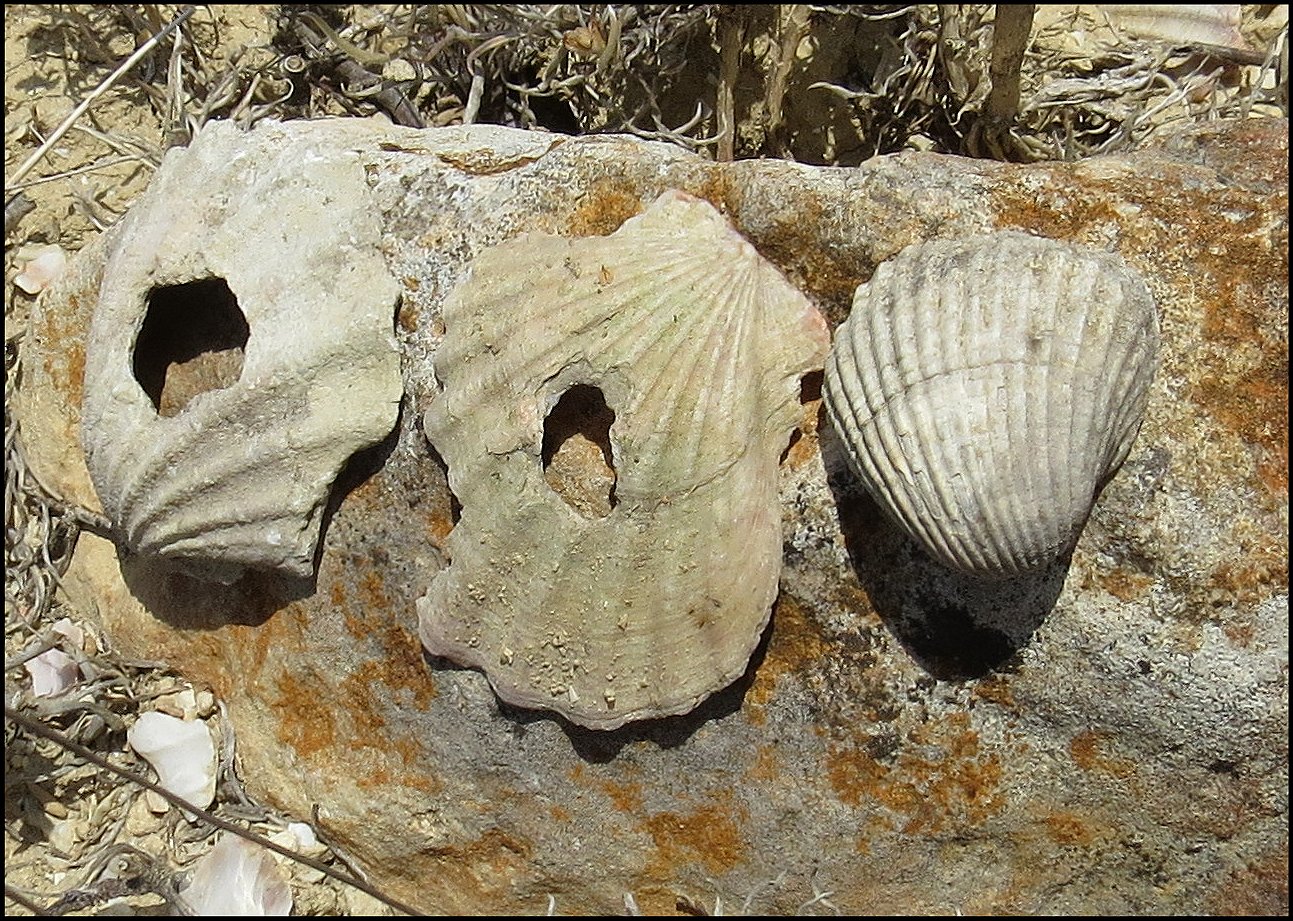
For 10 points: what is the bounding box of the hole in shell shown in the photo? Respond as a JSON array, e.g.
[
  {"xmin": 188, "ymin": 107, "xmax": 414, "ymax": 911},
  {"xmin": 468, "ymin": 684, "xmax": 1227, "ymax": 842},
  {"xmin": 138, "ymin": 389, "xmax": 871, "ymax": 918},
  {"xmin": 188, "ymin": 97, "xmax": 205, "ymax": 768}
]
[
  {"xmin": 542, "ymin": 384, "xmax": 617, "ymax": 519},
  {"xmin": 132, "ymin": 277, "xmax": 249, "ymax": 418},
  {"xmin": 799, "ymin": 369, "xmax": 824, "ymax": 404},
  {"xmin": 781, "ymin": 369, "xmax": 825, "ymax": 464},
  {"xmin": 425, "ymin": 440, "xmax": 462, "ymax": 532}
]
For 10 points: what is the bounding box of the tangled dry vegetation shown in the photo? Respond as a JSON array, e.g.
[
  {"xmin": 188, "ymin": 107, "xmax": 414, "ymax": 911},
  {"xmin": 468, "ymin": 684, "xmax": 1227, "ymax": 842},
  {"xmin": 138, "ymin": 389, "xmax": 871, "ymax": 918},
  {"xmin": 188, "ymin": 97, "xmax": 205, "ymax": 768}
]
[{"xmin": 4, "ymin": 4, "xmax": 1288, "ymax": 915}]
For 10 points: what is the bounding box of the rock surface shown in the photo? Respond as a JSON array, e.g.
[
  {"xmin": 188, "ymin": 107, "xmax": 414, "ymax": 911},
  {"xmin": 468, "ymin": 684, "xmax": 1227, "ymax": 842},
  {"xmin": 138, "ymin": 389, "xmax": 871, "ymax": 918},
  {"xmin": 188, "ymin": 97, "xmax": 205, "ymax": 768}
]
[{"xmin": 20, "ymin": 117, "xmax": 1288, "ymax": 914}]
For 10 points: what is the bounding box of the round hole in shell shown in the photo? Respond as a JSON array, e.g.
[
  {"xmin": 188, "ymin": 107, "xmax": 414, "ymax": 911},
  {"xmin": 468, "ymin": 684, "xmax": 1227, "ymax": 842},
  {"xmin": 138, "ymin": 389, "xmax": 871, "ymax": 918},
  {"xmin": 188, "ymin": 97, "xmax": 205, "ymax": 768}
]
[
  {"xmin": 541, "ymin": 384, "xmax": 618, "ymax": 519},
  {"xmin": 781, "ymin": 369, "xmax": 824, "ymax": 463},
  {"xmin": 131, "ymin": 277, "xmax": 249, "ymax": 418}
]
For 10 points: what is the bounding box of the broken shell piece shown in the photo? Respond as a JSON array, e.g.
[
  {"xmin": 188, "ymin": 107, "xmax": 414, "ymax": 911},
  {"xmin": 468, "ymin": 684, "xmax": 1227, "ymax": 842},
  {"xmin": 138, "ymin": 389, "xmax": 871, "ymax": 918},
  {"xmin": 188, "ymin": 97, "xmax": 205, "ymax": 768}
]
[
  {"xmin": 14, "ymin": 244, "xmax": 68, "ymax": 295},
  {"xmin": 420, "ymin": 190, "xmax": 829, "ymax": 730},
  {"xmin": 80, "ymin": 121, "xmax": 401, "ymax": 582},
  {"xmin": 25, "ymin": 648, "xmax": 80, "ymax": 698},
  {"xmin": 180, "ymin": 833, "xmax": 293, "ymax": 916},
  {"xmin": 127, "ymin": 711, "xmax": 216, "ymax": 812},
  {"xmin": 824, "ymin": 231, "xmax": 1160, "ymax": 578}
]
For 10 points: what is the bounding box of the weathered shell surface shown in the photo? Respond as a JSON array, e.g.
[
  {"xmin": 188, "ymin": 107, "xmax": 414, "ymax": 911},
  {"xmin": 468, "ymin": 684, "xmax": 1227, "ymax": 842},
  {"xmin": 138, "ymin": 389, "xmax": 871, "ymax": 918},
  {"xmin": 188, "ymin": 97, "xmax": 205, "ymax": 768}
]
[
  {"xmin": 824, "ymin": 231, "xmax": 1160, "ymax": 578},
  {"xmin": 127, "ymin": 711, "xmax": 217, "ymax": 811},
  {"xmin": 80, "ymin": 122, "xmax": 401, "ymax": 581},
  {"xmin": 419, "ymin": 190, "xmax": 829, "ymax": 730}
]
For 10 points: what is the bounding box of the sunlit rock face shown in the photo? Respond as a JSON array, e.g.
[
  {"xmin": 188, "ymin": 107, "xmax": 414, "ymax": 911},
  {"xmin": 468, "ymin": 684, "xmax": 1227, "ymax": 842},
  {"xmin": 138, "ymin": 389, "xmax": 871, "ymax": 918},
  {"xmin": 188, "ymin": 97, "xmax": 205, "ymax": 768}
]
[{"xmin": 21, "ymin": 117, "xmax": 1288, "ymax": 915}]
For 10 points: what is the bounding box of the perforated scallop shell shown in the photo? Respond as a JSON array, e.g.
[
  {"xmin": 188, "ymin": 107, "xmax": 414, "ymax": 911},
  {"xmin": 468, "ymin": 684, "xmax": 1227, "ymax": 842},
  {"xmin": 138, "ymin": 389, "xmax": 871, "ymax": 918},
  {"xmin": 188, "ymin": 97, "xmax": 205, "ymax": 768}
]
[
  {"xmin": 419, "ymin": 190, "xmax": 829, "ymax": 730},
  {"xmin": 824, "ymin": 231, "xmax": 1160, "ymax": 578},
  {"xmin": 80, "ymin": 122, "xmax": 402, "ymax": 582}
]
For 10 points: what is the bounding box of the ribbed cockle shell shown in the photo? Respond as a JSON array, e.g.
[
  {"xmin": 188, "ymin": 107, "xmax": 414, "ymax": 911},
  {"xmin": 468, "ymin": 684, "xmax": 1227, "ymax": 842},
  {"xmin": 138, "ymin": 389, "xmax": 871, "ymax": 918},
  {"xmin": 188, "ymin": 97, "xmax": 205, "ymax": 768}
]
[
  {"xmin": 419, "ymin": 190, "xmax": 829, "ymax": 729},
  {"xmin": 824, "ymin": 231, "xmax": 1160, "ymax": 578}
]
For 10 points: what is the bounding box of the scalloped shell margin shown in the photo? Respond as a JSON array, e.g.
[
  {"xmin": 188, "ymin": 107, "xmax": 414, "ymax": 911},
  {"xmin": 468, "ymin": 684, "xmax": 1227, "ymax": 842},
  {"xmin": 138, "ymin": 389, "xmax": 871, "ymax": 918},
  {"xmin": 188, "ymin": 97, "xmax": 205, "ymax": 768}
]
[
  {"xmin": 419, "ymin": 190, "xmax": 830, "ymax": 730},
  {"xmin": 80, "ymin": 122, "xmax": 402, "ymax": 582},
  {"xmin": 824, "ymin": 230, "xmax": 1160, "ymax": 578}
]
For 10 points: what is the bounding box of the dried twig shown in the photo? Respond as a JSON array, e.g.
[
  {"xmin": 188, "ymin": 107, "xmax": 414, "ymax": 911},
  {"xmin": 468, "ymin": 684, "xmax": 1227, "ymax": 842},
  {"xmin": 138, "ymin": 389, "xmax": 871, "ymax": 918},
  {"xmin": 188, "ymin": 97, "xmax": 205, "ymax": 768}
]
[
  {"xmin": 4, "ymin": 705, "xmax": 423, "ymax": 917},
  {"xmin": 764, "ymin": 5, "xmax": 811, "ymax": 156},
  {"xmin": 984, "ymin": 4, "xmax": 1034, "ymax": 123},
  {"xmin": 715, "ymin": 7, "xmax": 746, "ymax": 162}
]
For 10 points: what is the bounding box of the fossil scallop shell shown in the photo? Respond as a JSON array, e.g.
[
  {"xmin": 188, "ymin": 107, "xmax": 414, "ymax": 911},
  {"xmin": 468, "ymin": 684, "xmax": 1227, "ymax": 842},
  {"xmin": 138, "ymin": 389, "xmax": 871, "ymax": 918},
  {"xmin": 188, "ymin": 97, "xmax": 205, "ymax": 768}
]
[
  {"xmin": 824, "ymin": 231, "xmax": 1160, "ymax": 578},
  {"xmin": 419, "ymin": 190, "xmax": 829, "ymax": 730},
  {"xmin": 80, "ymin": 123, "xmax": 401, "ymax": 582}
]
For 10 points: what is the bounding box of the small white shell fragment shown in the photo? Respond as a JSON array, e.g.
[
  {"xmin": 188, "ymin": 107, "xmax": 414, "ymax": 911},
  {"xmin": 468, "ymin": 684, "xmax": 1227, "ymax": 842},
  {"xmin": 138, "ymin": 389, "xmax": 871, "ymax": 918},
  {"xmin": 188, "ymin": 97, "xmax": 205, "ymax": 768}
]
[
  {"xmin": 127, "ymin": 711, "xmax": 216, "ymax": 812},
  {"xmin": 154, "ymin": 686, "xmax": 199, "ymax": 719},
  {"xmin": 14, "ymin": 244, "xmax": 68, "ymax": 294},
  {"xmin": 80, "ymin": 121, "xmax": 401, "ymax": 582},
  {"xmin": 420, "ymin": 190, "xmax": 829, "ymax": 729},
  {"xmin": 50, "ymin": 617, "xmax": 86, "ymax": 650},
  {"xmin": 180, "ymin": 833, "xmax": 293, "ymax": 916},
  {"xmin": 824, "ymin": 231, "xmax": 1160, "ymax": 578},
  {"xmin": 25, "ymin": 648, "xmax": 80, "ymax": 698},
  {"xmin": 268, "ymin": 822, "xmax": 325, "ymax": 884},
  {"xmin": 284, "ymin": 821, "xmax": 318, "ymax": 850}
]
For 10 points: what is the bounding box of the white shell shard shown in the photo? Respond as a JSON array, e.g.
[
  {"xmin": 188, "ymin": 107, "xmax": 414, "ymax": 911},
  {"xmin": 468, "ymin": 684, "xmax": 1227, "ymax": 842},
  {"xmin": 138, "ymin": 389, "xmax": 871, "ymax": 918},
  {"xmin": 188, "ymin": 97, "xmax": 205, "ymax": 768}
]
[
  {"xmin": 24, "ymin": 648, "xmax": 80, "ymax": 698},
  {"xmin": 419, "ymin": 190, "xmax": 829, "ymax": 730},
  {"xmin": 824, "ymin": 231, "xmax": 1160, "ymax": 579},
  {"xmin": 180, "ymin": 833, "xmax": 293, "ymax": 916},
  {"xmin": 80, "ymin": 122, "xmax": 401, "ymax": 581},
  {"xmin": 14, "ymin": 244, "xmax": 68, "ymax": 295},
  {"xmin": 127, "ymin": 711, "xmax": 217, "ymax": 811}
]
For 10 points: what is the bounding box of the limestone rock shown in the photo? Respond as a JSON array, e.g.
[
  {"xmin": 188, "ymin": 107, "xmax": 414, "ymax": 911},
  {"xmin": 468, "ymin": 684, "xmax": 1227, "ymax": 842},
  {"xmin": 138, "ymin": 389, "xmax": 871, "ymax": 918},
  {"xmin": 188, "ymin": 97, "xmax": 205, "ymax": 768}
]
[{"xmin": 18, "ymin": 117, "xmax": 1288, "ymax": 914}]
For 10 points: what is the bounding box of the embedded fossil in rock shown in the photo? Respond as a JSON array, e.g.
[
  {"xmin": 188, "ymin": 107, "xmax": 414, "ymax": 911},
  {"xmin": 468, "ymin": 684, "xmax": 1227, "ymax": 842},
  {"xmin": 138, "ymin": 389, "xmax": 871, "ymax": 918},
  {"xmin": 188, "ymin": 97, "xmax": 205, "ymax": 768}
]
[
  {"xmin": 80, "ymin": 122, "xmax": 402, "ymax": 583},
  {"xmin": 824, "ymin": 230, "xmax": 1160, "ymax": 579},
  {"xmin": 419, "ymin": 190, "xmax": 830, "ymax": 730}
]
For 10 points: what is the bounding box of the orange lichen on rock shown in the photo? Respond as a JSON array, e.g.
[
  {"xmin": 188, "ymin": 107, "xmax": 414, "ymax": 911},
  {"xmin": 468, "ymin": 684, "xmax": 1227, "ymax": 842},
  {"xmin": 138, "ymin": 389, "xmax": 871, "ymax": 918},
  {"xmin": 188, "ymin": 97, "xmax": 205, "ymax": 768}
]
[
  {"xmin": 417, "ymin": 827, "xmax": 536, "ymax": 912},
  {"xmin": 568, "ymin": 761, "xmax": 630, "ymax": 811},
  {"xmin": 564, "ymin": 175, "xmax": 645, "ymax": 236},
  {"xmin": 746, "ymin": 744, "xmax": 782, "ymax": 782},
  {"xmin": 736, "ymin": 185, "xmax": 864, "ymax": 325},
  {"xmin": 644, "ymin": 792, "xmax": 749, "ymax": 877},
  {"xmin": 971, "ymin": 674, "xmax": 1017, "ymax": 710},
  {"xmin": 827, "ymin": 713, "xmax": 1005, "ymax": 836},
  {"xmin": 990, "ymin": 169, "xmax": 1128, "ymax": 244},
  {"xmin": 1042, "ymin": 809, "xmax": 1105, "ymax": 847},
  {"xmin": 348, "ymin": 642, "xmax": 437, "ymax": 712},
  {"xmin": 43, "ymin": 290, "xmax": 90, "ymax": 402},
  {"xmin": 1205, "ymin": 846, "xmax": 1289, "ymax": 916},
  {"xmin": 1190, "ymin": 207, "xmax": 1289, "ymax": 498},
  {"xmin": 272, "ymin": 671, "xmax": 338, "ymax": 759},
  {"xmin": 744, "ymin": 593, "xmax": 832, "ymax": 721},
  {"xmin": 1098, "ymin": 565, "xmax": 1156, "ymax": 603},
  {"xmin": 328, "ymin": 572, "xmax": 437, "ymax": 710},
  {"xmin": 694, "ymin": 168, "xmax": 739, "ymax": 217},
  {"xmin": 1068, "ymin": 729, "xmax": 1136, "ymax": 779},
  {"xmin": 1208, "ymin": 541, "xmax": 1288, "ymax": 607},
  {"xmin": 596, "ymin": 775, "xmax": 645, "ymax": 815}
]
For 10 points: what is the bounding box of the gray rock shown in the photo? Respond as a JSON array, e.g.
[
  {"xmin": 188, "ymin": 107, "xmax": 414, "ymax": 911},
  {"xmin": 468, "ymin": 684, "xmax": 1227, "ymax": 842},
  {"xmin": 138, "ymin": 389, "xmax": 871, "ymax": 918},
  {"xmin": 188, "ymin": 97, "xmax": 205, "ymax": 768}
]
[{"xmin": 20, "ymin": 117, "xmax": 1288, "ymax": 914}]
